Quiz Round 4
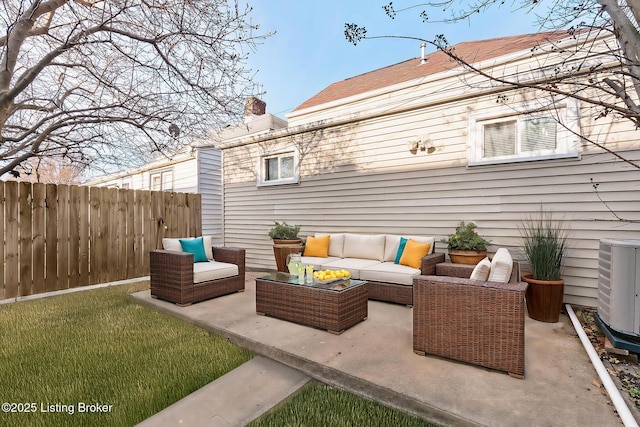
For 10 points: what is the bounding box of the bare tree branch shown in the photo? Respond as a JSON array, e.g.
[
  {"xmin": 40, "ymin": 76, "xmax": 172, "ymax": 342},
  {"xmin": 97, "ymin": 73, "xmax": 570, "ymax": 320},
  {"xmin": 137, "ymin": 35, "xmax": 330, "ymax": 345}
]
[{"xmin": 0, "ymin": 0, "xmax": 270, "ymax": 177}]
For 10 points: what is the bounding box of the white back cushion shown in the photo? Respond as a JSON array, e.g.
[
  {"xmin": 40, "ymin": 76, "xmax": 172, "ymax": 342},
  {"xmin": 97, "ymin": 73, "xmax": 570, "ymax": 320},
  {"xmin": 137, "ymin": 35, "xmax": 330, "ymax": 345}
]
[
  {"xmin": 316, "ymin": 232, "xmax": 345, "ymax": 258},
  {"xmin": 162, "ymin": 236, "xmax": 214, "ymax": 260},
  {"xmin": 470, "ymin": 257, "xmax": 491, "ymax": 281},
  {"xmin": 384, "ymin": 235, "xmax": 403, "ymax": 262},
  {"xmin": 487, "ymin": 248, "xmax": 513, "ymax": 283},
  {"xmin": 343, "ymin": 234, "xmax": 386, "ymax": 261}
]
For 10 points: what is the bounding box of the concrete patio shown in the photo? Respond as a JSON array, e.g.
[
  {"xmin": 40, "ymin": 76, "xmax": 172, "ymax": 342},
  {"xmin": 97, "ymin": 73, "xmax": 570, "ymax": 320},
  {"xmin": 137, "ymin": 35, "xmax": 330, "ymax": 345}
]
[{"xmin": 131, "ymin": 272, "xmax": 627, "ymax": 426}]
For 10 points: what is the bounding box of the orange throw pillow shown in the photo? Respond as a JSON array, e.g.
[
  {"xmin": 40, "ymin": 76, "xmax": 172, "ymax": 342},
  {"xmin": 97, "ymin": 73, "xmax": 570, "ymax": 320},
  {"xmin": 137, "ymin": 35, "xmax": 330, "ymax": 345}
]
[
  {"xmin": 399, "ymin": 239, "xmax": 432, "ymax": 269},
  {"xmin": 303, "ymin": 235, "xmax": 330, "ymax": 257}
]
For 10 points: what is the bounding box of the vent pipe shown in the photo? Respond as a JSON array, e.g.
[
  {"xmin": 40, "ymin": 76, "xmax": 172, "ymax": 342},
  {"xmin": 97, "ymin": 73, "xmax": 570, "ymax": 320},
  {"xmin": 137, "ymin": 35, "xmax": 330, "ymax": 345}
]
[{"xmin": 420, "ymin": 43, "xmax": 427, "ymax": 64}]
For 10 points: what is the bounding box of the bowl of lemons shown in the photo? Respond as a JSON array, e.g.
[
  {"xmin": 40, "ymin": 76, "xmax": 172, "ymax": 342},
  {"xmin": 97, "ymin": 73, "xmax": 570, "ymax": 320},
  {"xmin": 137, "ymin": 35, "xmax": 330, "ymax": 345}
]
[{"xmin": 313, "ymin": 269, "xmax": 351, "ymax": 283}]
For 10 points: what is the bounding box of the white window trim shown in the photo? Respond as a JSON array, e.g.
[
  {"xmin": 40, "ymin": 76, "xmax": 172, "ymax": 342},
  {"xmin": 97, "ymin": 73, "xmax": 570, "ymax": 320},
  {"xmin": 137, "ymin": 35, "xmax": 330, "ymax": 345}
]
[
  {"xmin": 467, "ymin": 99, "xmax": 581, "ymax": 166},
  {"xmin": 257, "ymin": 146, "xmax": 300, "ymax": 187},
  {"xmin": 149, "ymin": 168, "xmax": 174, "ymax": 191}
]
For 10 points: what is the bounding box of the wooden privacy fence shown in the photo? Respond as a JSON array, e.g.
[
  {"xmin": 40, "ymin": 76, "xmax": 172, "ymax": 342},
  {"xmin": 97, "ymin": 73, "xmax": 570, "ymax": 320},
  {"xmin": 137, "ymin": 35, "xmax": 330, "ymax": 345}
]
[{"xmin": 1, "ymin": 181, "xmax": 202, "ymax": 300}]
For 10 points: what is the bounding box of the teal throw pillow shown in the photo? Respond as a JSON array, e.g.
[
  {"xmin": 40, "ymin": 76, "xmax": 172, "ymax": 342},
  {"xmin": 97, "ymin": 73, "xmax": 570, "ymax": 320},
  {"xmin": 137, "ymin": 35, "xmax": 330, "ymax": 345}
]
[
  {"xmin": 179, "ymin": 237, "xmax": 209, "ymax": 263},
  {"xmin": 394, "ymin": 237, "xmax": 408, "ymax": 264}
]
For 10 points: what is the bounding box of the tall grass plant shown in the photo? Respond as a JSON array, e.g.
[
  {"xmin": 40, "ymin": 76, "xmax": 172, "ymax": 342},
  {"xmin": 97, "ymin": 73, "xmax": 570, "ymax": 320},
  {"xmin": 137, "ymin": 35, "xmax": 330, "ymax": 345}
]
[{"xmin": 520, "ymin": 209, "xmax": 569, "ymax": 281}]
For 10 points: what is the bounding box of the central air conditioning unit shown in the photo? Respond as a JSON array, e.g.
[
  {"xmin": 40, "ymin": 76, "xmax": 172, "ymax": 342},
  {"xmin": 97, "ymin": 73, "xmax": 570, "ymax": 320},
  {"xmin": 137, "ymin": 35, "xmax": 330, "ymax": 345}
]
[{"xmin": 595, "ymin": 238, "xmax": 640, "ymax": 352}]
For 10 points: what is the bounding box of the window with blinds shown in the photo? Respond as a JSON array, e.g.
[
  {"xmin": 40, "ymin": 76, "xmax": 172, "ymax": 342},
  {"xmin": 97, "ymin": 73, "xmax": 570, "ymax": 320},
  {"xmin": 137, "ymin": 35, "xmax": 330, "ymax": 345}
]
[
  {"xmin": 483, "ymin": 117, "xmax": 558, "ymax": 158},
  {"xmin": 468, "ymin": 100, "xmax": 580, "ymax": 166}
]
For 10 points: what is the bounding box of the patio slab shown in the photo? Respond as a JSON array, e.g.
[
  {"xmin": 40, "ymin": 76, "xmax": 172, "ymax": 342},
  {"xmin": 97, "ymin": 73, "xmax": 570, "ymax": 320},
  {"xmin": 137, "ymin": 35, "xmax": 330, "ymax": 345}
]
[{"xmin": 131, "ymin": 272, "xmax": 626, "ymax": 426}]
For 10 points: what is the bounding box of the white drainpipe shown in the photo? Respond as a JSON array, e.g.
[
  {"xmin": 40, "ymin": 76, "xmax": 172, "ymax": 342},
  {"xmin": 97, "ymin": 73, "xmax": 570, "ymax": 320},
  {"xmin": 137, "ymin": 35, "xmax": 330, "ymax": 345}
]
[{"xmin": 565, "ymin": 304, "xmax": 638, "ymax": 427}]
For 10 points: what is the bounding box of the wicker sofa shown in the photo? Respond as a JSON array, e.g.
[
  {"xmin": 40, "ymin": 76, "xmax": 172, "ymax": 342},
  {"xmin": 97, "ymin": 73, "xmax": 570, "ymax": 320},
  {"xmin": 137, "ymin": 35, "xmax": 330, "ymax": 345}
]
[
  {"xmin": 150, "ymin": 237, "xmax": 245, "ymax": 306},
  {"xmin": 300, "ymin": 233, "xmax": 445, "ymax": 306},
  {"xmin": 412, "ymin": 255, "xmax": 528, "ymax": 378}
]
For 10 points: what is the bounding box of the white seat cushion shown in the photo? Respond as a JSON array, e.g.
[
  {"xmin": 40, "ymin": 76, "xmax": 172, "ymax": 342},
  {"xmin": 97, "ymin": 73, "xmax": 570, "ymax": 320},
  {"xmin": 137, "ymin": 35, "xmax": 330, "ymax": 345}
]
[
  {"xmin": 360, "ymin": 262, "xmax": 419, "ymax": 286},
  {"xmin": 193, "ymin": 261, "xmax": 238, "ymax": 283},
  {"xmin": 320, "ymin": 258, "xmax": 382, "ymax": 279},
  {"xmin": 487, "ymin": 248, "xmax": 513, "ymax": 283},
  {"xmin": 300, "ymin": 256, "xmax": 341, "ymax": 269},
  {"xmin": 470, "ymin": 257, "xmax": 491, "ymax": 281},
  {"xmin": 342, "ymin": 234, "xmax": 386, "ymax": 261},
  {"xmin": 163, "ymin": 236, "xmax": 214, "ymax": 260}
]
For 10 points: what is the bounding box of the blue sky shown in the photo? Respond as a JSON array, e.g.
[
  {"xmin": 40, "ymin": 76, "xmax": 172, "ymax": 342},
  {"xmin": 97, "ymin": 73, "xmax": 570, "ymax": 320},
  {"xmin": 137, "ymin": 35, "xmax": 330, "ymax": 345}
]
[{"xmin": 246, "ymin": 1, "xmax": 556, "ymax": 119}]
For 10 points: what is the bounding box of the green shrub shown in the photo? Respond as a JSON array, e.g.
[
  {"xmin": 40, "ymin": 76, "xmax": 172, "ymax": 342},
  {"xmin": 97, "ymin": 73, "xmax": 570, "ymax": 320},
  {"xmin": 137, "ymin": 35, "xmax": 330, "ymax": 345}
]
[
  {"xmin": 268, "ymin": 221, "xmax": 300, "ymax": 240},
  {"xmin": 440, "ymin": 221, "xmax": 490, "ymax": 251}
]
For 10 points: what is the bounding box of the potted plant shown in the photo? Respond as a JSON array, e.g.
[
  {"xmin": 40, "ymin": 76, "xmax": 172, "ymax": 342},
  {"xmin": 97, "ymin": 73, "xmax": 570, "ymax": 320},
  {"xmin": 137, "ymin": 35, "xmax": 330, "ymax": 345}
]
[
  {"xmin": 519, "ymin": 210, "xmax": 569, "ymax": 323},
  {"xmin": 268, "ymin": 221, "xmax": 303, "ymax": 272},
  {"xmin": 441, "ymin": 221, "xmax": 490, "ymax": 265}
]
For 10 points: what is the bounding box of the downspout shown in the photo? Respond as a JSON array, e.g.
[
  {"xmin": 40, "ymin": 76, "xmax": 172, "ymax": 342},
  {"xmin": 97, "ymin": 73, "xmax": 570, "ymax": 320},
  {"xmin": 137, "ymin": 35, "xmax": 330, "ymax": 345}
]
[{"xmin": 565, "ymin": 304, "xmax": 638, "ymax": 427}]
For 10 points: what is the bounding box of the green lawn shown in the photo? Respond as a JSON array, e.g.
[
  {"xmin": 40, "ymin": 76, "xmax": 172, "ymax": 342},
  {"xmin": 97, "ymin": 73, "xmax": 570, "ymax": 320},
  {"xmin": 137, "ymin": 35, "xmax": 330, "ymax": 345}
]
[
  {"xmin": 249, "ymin": 380, "xmax": 439, "ymax": 427},
  {"xmin": 0, "ymin": 282, "xmax": 253, "ymax": 426}
]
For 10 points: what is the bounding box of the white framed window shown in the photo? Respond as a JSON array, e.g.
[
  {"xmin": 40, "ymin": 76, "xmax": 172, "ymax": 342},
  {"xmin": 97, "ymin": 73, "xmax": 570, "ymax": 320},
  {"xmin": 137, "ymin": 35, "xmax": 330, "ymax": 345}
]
[
  {"xmin": 150, "ymin": 169, "xmax": 173, "ymax": 191},
  {"xmin": 468, "ymin": 99, "xmax": 581, "ymax": 166},
  {"xmin": 257, "ymin": 147, "xmax": 299, "ymax": 187}
]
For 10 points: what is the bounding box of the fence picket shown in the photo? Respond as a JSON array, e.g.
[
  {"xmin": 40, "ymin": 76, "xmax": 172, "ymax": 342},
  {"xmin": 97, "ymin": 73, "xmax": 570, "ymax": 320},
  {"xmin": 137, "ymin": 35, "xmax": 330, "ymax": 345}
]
[
  {"xmin": 45, "ymin": 184, "xmax": 58, "ymax": 291},
  {"xmin": 5, "ymin": 182, "xmax": 19, "ymax": 299},
  {"xmin": 19, "ymin": 182, "xmax": 33, "ymax": 296},
  {"xmin": 32, "ymin": 183, "xmax": 46, "ymax": 294}
]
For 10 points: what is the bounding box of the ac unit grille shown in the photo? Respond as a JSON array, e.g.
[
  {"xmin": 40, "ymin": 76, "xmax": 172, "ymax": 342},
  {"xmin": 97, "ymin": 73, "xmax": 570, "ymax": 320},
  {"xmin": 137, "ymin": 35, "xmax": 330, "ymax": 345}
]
[
  {"xmin": 597, "ymin": 239, "xmax": 640, "ymax": 336},
  {"xmin": 597, "ymin": 241, "xmax": 612, "ymax": 325}
]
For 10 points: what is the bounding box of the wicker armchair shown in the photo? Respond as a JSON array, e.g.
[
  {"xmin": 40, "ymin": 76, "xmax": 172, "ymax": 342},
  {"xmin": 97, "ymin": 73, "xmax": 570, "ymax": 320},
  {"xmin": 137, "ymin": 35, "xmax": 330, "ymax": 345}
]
[
  {"xmin": 412, "ymin": 270, "xmax": 528, "ymax": 379},
  {"xmin": 150, "ymin": 247, "xmax": 245, "ymax": 306}
]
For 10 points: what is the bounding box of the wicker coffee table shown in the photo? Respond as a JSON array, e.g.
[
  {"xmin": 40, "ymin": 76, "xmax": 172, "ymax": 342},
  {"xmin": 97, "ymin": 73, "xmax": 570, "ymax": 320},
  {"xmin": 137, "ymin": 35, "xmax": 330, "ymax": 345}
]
[{"xmin": 255, "ymin": 272, "xmax": 368, "ymax": 334}]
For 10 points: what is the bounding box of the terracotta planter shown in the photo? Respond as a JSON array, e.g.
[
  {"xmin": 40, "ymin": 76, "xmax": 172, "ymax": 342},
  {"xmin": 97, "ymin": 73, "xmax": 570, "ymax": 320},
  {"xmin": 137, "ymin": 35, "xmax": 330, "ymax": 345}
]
[
  {"xmin": 448, "ymin": 249, "xmax": 487, "ymax": 265},
  {"xmin": 522, "ymin": 274, "xmax": 564, "ymax": 323},
  {"xmin": 272, "ymin": 239, "xmax": 303, "ymax": 272}
]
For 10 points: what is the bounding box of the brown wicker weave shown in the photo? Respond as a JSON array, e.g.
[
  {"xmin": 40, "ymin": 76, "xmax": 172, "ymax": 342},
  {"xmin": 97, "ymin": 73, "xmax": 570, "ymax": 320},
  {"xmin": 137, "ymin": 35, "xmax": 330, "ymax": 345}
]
[
  {"xmin": 150, "ymin": 247, "xmax": 245, "ymax": 306},
  {"xmin": 435, "ymin": 262, "xmax": 475, "ymax": 279},
  {"xmin": 366, "ymin": 252, "xmax": 445, "ymax": 306},
  {"xmin": 255, "ymin": 275, "xmax": 368, "ymax": 334},
  {"xmin": 413, "ymin": 275, "xmax": 528, "ymax": 379}
]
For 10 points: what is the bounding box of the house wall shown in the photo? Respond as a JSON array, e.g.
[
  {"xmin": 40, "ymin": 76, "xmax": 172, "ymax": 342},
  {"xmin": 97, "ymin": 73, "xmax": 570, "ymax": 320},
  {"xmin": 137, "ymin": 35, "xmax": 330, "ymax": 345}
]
[
  {"xmin": 197, "ymin": 148, "xmax": 224, "ymax": 245},
  {"xmin": 91, "ymin": 157, "xmax": 199, "ymax": 192},
  {"xmin": 222, "ymin": 86, "xmax": 640, "ymax": 308}
]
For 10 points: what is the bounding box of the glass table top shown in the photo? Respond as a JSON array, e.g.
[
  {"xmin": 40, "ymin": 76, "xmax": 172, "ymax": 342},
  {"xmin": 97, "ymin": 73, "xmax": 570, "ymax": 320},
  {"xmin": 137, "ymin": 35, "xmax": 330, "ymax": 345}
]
[{"xmin": 257, "ymin": 271, "xmax": 366, "ymax": 292}]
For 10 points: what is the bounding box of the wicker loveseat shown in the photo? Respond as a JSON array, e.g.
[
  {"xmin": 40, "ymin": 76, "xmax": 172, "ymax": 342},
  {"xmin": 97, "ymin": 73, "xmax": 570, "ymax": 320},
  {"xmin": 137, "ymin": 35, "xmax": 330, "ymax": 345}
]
[
  {"xmin": 150, "ymin": 237, "xmax": 245, "ymax": 306},
  {"xmin": 300, "ymin": 233, "xmax": 445, "ymax": 306},
  {"xmin": 412, "ymin": 250, "xmax": 528, "ymax": 378}
]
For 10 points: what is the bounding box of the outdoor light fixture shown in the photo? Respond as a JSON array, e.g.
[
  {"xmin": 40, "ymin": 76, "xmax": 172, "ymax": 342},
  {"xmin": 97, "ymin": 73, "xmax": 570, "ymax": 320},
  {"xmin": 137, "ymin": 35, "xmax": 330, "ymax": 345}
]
[{"xmin": 407, "ymin": 135, "xmax": 436, "ymax": 154}]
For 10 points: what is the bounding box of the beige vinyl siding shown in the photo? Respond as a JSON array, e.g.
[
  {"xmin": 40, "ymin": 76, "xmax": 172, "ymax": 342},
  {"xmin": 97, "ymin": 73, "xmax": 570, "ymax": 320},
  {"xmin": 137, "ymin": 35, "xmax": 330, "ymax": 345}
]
[
  {"xmin": 197, "ymin": 148, "xmax": 223, "ymax": 245},
  {"xmin": 223, "ymin": 92, "xmax": 639, "ymax": 308},
  {"xmin": 224, "ymin": 147, "xmax": 639, "ymax": 307}
]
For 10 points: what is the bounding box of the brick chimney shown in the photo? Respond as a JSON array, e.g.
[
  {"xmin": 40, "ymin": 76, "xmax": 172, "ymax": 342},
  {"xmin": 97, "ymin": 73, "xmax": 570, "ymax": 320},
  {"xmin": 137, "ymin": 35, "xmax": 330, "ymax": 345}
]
[{"xmin": 245, "ymin": 97, "xmax": 266, "ymax": 116}]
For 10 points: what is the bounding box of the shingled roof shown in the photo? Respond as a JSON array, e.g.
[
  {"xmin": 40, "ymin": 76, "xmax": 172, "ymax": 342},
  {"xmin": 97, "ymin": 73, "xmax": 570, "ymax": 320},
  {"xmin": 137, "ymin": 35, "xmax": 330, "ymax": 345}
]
[{"xmin": 292, "ymin": 31, "xmax": 574, "ymax": 112}]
